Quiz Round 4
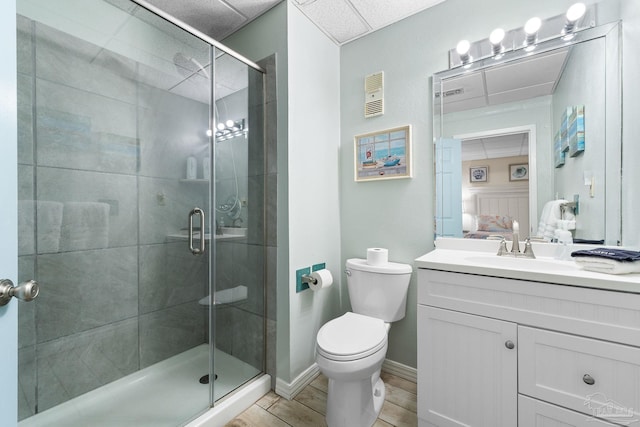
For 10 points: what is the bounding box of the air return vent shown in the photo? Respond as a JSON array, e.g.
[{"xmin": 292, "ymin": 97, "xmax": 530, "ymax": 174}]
[{"xmin": 364, "ymin": 71, "xmax": 384, "ymax": 118}]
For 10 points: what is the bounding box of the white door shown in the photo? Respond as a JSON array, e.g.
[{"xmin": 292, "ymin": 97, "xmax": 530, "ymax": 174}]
[
  {"xmin": 417, "ymin": 306, "xmax": 517, "ymax": 427},
  {"xmin": 0, "ymin": 1, "xmax": 19, "ymax": 426},
  {"xmin": 434, "ymin": 138, "xmax": 462, "ymax": 237}
]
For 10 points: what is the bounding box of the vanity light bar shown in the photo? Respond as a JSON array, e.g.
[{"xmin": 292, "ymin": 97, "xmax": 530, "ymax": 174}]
[
  {"xmin": 449, "ymin": 3, "xmax": 594, "ymax": 69},
  {"xmin": 215, "ymin": 119, "xmax": 247, "ymax": 142}
]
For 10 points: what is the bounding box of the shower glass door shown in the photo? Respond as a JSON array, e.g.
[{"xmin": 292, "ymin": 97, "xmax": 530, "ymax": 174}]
[{"xmin": 16, "ymin": 1, "xmax": 222, "ymax": 425}]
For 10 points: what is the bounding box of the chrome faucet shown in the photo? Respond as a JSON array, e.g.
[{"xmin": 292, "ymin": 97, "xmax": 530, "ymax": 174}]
[{"xmin": 215, "ymin": 219, "xmax": 222, "ymax": 235}]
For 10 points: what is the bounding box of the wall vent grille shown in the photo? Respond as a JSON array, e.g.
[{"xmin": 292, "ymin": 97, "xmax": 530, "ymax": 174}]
[{"xmin": 364, "ymin": 71, "xmax": 384, "ymax": 118}]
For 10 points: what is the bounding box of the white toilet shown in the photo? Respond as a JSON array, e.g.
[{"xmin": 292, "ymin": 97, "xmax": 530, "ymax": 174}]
[{"xmin": 315, "ymin": 258, "xmax": 412, "ymax": 427}]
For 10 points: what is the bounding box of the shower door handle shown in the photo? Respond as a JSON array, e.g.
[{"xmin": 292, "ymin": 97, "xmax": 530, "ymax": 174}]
[
  {"xmin": 188, "ymin": 207, "xmax": 206, "ymax": 255},
  {"xmin": 0, "ymin": 279, "xmax": 39, "ymax": 306}
]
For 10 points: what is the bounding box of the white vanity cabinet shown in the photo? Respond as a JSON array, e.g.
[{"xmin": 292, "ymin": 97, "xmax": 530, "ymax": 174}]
[{"xmin": 417, "ymin": 267, "xmax": 640, "ymax": 427}]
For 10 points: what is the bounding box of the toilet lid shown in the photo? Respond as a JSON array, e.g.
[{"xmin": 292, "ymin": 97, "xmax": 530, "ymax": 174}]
[{"xmin": 316, "ymin": 312, "xmax": 387, "ymax": 361}]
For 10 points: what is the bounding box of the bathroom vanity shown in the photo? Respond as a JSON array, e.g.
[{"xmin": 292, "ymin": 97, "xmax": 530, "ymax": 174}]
[{"xmin": 415, "ymin": 239, "xmax": 640, "ymax": 427}]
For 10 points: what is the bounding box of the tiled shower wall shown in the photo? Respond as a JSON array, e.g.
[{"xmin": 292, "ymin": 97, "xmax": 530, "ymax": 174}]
[{"xmin": 16, "ymin": 16, "xmax": 210, "ymax": 418}]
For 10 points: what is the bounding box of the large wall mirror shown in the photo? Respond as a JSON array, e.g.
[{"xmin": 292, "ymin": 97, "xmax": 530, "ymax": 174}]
[{"xmin": 433, "ymin": 20, "xmax": 621, "ymax": 246}]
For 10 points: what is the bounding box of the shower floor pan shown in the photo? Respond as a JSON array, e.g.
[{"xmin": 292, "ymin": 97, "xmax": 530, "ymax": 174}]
[{"xmin": 19, "ymin": 345, "xmax": 261, "ymax": 427}]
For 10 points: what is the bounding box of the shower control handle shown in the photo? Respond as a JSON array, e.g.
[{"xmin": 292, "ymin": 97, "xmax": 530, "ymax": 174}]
[
  {"xmin": 0, "ymin": 279, "xmax": 39, "ymax": 306},
  {"xmin": 189, "ymin": 207, "xmax": 206, "ymax": 255}
]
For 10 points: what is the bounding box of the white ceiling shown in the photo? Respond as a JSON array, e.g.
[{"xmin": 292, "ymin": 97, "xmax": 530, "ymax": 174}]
[
  {"xmin": 291, "ymin": 0, "xmax": 446, "ymax": 45},
  {"xmin": 144, "ymin": 0, "xmax": 447, "ymax": 46},
  {"xmin": 441, "ymin": 48, "xmax": 570, "ymax": 114},
  {"xmin": 462, "ymin": 133, "xmax": 529, "ymax": 162}
]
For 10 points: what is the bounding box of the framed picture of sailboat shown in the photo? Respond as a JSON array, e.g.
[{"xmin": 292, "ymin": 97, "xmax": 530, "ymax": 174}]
[{"xmin": 354, "ymin": 125, "xmax": 412, "ymax": 182}]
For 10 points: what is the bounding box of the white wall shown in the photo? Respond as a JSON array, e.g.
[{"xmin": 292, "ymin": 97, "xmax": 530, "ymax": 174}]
[
  {"xmin": 621, "ymin": 0, "xmax": 640, "ymax": 249},
  {"xmin": 552, "ymin": 37, "xmax": 607, "ymax": 242},
  {"xmin": 286, "ymin": 4, "xmax": 342, "ymax": 379}
]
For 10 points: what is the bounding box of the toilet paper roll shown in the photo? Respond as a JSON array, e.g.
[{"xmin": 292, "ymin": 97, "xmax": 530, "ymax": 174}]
[
  {"xmin": 309, "ymin": 269, "xmax": 333, "ymax": 291},
  {"xmin": 367, "ymin": 247, "xmax": 389, "ymax": 265}
]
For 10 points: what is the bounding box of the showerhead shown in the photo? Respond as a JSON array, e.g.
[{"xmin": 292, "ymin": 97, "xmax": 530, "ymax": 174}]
[{"xmin": 173, "ymin": 52, "xmax": 210, "ymax": 80}]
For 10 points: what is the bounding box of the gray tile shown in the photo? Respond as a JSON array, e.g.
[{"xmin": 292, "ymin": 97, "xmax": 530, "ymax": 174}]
[
  {"xmin": 231, "ymin": 309, "xmax": 264, "ymax": 371},
  {"xmin": 18, "ymin": 345, "xmax": 36, "ymax": 421},
  {"xmin": 266, "ymin": 246, "xmax": 277, "ymax": 321},
  {"xmin": 36, "ymin": 247, "xmax": 138, "ymax": 342},
  {"xmin": 139, "ymin": 242, "xmax": 208, "ymax": 314},
  {"xmin": 137, "ymin": 84, "xmax": 209, "ymax": 180},
  {"xmin": 17, "ymin": 15, "xmax": 34, "ymax": 76},
  {"xmin": 214, "ymin": 305, "xmax": 235, "ymax": 354},
  {"xmin": 18, "ymin": 256, "xmax": 36, "ymax": 349},
  {"xmin": 36, "ymin": 318, "xmax": 139, "ymax": 412},
  {"xmin": 139, "ymin": 176, "xmax": 207, "ymax": 245},
  {"xmin": 34, "ymin": 23, "xmax": 137, "ymax": 104},
  {"xmin": 265, "ymin": 173, "xmax": 277, "ymax": 247},
  {"xmin": 35, "ymin": 80, "xmax": 138, "ymax": 174},
  {"xmin": 247, "ymin": 174, "xmax": 265, "ymax": 246},
  {"xmin": 17, "ymin": 73, "xmax": 34, "ymax": 166},
  {"xmin": 139, "ymin": 302, "xmax": 206, "ymax": 368},
  {"xmin": 265, "ymin": 100, "xmax": 278, "ymax": 176}
]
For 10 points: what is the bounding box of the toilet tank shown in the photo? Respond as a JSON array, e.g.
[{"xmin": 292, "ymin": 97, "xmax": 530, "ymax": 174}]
[{"xmin": 345, "ymin": 258, "xmax": 412, "ymax": 322}]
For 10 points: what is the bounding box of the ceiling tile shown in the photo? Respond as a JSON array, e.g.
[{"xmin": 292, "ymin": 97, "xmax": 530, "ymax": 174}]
[
  {"xmin": 224, "ymin": 0, "xmax": 281, "ymax": 20},
  {"xmin": 349, "ymin": 0, "xmax": 445, "ymax": 29},
  {"xmin": 297, "ymin": 0, "xmax": 370, "ymax": 44}
]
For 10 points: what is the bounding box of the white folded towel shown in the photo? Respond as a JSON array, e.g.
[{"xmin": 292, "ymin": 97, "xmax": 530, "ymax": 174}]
[
  {"xmin": 60, "ymin": 202, "xmax": 110, "ymax": 251},
  {"xmin": 198, "ymin": 285, "xmax": 248, "ymax": 306},
  {"xmin": 574, "ymin": 257, "xmax": 640, "ymax": 275}
]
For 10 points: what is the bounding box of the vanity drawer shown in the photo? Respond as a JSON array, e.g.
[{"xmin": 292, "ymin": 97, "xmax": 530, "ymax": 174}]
[
  {"xmin": 518, "ymin": 326, "xmax": 640, "ymax": 421},
  {"xmin": 418, "ymin": 269, "xmax": 640, "ymax": 347},
  {"xmin": 518, "ymin": 395, "xmax": 619, "ymax": 426}
]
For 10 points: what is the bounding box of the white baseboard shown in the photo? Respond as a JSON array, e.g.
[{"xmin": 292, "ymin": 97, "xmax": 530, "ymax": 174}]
[
  {"xmin": 275, "ymin": 363, "xmax": 320, "ymax": 400},
  {"xmin": 274, "ymin": 358, "xmax": 415, "ymax": 402},
  {"xmin": 382, "ymin": 358, "xmax": 417, "ymax": 383}
]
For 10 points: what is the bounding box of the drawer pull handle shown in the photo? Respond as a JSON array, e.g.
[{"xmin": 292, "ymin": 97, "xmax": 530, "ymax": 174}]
[
  {"xmin": 583, "ymin": 374, "xmax": 596, "ymax": 385},
  {"xmin": 505, "ymin": 340, "xmax": 515, "ymax": 350}
]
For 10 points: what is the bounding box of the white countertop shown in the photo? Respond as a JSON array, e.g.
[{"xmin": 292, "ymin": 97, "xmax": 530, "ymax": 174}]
[{"xmin": 415, "ymin": 238, "xmax": 640, "ymax": 294}]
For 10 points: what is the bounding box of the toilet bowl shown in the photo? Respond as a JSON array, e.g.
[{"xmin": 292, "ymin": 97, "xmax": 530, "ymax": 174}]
[
  {"xmin": 315, "ymin": 258, "xmax": 412, "ymax": 427},
  {"xmin": 316, "ymin": 312, "xmax": 390, "ymax": 427}
]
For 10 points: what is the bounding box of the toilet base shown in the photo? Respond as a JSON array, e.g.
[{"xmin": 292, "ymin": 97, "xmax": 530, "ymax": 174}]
[{"xmin": 326, "ymin": 374, "xmax": 386, "ymax": 427}]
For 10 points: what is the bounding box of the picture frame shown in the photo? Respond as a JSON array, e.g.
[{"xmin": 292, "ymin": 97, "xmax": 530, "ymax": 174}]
[
  {"xmin": 354, "ymin": 125, "xmax": 412, "ymax": 182},
  {"xmin": 469, "ymin": 166, "xmax": 488, "ymax": 183},
  {"xmin": 509, "ymin": 163, "xmax": 529, "ymax": 181}
]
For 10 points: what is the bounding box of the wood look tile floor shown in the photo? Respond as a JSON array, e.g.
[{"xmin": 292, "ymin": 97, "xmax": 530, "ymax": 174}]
[{"xmin": 225, "ymin": 372, "xmax": 417, "ymax": 427}]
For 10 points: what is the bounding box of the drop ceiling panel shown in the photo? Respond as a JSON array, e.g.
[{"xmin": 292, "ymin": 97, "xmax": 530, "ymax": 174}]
[
  {"xmin": 488, "ymin": 82, "xmax": 555, "ymax": 105},
  {"xmin": 484, "ymin": 49, "xmax": 568, "ymax": 95},
  {"xmin": 462, "ymin": 134, "xmax": 529, "ymax": 161},
  {"xmin": 348, "ymin": 0, "xmax": 445, "ymax": 30},
  {"xmin": 297, "ymin": 0, "xmax": 370, "ymax": 44},
  {"xmin": 225, "ymin": 0, "xmax": 281, "ymax": 19}
]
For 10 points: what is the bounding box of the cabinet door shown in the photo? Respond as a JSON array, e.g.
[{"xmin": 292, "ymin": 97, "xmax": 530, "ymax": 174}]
[
  {"xmin": 519, "ymin": 395, "xmax": 619, "ymax": 427},
  {"xmin": 417, "ymin": 306, "xmax": 517, "ymax": 427}
]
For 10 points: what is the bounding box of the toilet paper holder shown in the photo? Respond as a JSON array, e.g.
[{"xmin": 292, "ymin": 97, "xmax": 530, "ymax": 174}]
[{"xmin": 301, "ymin": 274, "xmax": 318, "ymax": 285}]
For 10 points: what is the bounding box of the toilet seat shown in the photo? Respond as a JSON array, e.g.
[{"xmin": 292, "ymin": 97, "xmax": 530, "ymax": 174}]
[{"xmin": 316, "ymin": 312, "xmax": 387, "ymax": 361}]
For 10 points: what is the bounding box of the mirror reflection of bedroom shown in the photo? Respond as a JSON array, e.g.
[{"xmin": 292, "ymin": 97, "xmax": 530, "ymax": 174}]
[{"xmin": 462, "ymin": 132, "xmax": 529, "ymax": 240}]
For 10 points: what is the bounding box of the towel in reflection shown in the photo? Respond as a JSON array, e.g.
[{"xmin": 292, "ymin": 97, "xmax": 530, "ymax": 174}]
[
  {"xmin": 536, "ymin": 199, "xmax": 567, "ymax": 240},
  {"xmin": 60, "ymin": 202, "xmax": 110, "ymax": 251},
  {"xmin": 18, "ymin": 200, "xmax": 64, "ymax": 255}
]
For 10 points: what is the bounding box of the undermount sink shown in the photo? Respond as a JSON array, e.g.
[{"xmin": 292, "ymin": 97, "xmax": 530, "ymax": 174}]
[{"xmin": 463, "ymin": 255, "xmax": 576, "ymax": 272}]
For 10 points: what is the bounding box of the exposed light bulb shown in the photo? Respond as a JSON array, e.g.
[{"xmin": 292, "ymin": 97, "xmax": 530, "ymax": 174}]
[
  {"xmin": 524, "ymin": 17, "xmax": 541, "ymax": 35},
  {"xmin": 217, "ymin": 122, "xmax": 225, "ymax": 131},
  {"xmin": 489, "ymin": 28, "xmax": 505, "ymax": 56},
  {"xmin": 456, "ymin": 40, "xmax": 471, "ymax": 55},
  {"xmin": 206, "ymin": 129, "xmax": 213, "ymax": 137},
  {"xmin": 225, "ymin": 119, "xmax": 234, "ymax": 128},
  {"xmin": 566, "ymin": 2, "xmax": 586, "ymax": 22},
  {"xmin": 489, "ymin": 28, "xmax": 505, "ymax": 45}
]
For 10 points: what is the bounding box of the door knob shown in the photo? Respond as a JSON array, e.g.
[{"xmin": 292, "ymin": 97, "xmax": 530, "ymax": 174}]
[
  {"xmin": 0, "ymin": 279, "xmax": 39, "ymax": 306},
  {"xmin": 505, "ymin": 340, "xmax": 515, "ymax": 349}
]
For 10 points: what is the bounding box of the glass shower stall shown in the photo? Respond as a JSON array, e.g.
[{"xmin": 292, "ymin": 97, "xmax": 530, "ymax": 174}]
[{"xmin": 16, "ymin": 0, "xmax": 267, "ymax": 425}]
